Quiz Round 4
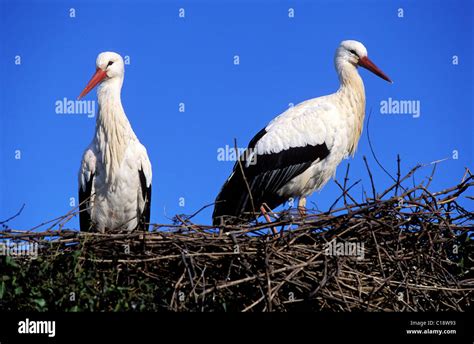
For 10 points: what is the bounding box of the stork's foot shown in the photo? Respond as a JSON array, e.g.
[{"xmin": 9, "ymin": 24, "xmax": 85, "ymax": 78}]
[{"xmin": 260, "ymin": 204, "xmax": 278, "ymax": 236}]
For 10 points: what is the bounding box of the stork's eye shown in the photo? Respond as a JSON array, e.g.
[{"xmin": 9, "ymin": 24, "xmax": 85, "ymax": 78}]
[
  {"xmin": 107, "ymin": 61, "xmax": 114, "ymax": 67},
  {"xmin": 349, "ymin": 49, "xmax": 359, "ymax": 57}
]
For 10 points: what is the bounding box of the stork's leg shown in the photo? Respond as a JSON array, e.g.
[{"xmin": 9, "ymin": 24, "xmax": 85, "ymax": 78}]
[
  {"xmin": 217, "ymin": 217, "xmax": 225, "ymax": 237},
  {"xmin": 298, "ymin": 197, "xmax": 307, "ymax": 217},
  {"xmin": 260, "ymin": 205, "xmax": 278, "ymax": 235}
]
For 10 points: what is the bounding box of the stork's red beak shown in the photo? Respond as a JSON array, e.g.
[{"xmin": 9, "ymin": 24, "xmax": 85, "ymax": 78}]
[
  {"xmin": 358, "ymin": 56, "xmax": 392, "ymax": 83},
  {"xmin": 78, "ymin": 68, "xmax": 108, "ymax": 100}
]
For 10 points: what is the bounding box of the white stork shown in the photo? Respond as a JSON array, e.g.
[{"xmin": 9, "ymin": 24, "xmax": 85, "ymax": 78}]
[
  {"xmin": 213, "ymin": 40, "xmax": 391, "ymax": 225},
  {"xmin": 77, "ymin": 52, "xmax": 152, "ymax": 232}
]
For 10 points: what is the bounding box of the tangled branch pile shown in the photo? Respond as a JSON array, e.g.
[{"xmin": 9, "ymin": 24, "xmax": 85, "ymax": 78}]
[{"xmin": 0, "ymin": 163, "xmax": 473, "ymax": 311}]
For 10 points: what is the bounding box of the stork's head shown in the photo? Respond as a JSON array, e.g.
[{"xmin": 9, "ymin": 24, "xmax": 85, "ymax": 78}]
[
  {"xmin": 336, "ymin": 40, "xmax": 392, "ymax": 83},
  {"xmin": 78, "ymin": 52, "xmax": 125, "ymax": 99}
]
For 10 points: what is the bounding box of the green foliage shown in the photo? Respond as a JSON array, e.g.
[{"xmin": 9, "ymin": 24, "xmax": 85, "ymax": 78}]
[{"xmin": 0, "ymin": 247, "xmax": 168, "ymax": 311}]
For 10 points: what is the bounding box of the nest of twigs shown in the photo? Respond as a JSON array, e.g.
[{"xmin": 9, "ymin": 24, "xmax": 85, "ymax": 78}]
[{"xmin": 0, "ymin": 162, "xmax": 473, "ymax": 311}]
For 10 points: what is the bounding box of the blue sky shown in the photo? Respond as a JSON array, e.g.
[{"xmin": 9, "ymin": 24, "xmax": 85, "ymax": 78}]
[{"xmin": 0, "ymin": 0, "xmax": 472, "ymax": 230}]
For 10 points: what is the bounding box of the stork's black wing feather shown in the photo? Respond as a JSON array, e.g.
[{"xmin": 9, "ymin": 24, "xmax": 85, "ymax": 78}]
[
  {"xmin": 79, "ymin": 173, "xmax": 94, "ymax": 232},
  {"xmin": 212, "ymin": 128, "xmax": 329, "ymax": 225},
  {"xmin": 138, "ymin": 169, "xmax": 152, "ymax": 231}
]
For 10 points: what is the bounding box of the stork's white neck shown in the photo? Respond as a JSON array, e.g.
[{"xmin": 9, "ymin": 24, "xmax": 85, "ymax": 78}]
[
  {"xmin": 94, "ymin": 77, "xmax": 136, "ymax": 183},
  {"xmin": 335, "ymin": 61, "xmax": 366, "ymax": 156}
]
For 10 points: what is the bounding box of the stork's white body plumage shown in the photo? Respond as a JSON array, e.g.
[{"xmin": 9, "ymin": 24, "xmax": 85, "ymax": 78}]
[
  {"xmin": 78, "ymin": 52, "xmax": 152, "ymax": 232},
  {"xmin": 213, "ymin": 40, "xmax": 391, "ymax": 224},
  {"xmin": 254, "ymin": 94, "xmax": 362, "ymax": 197}
]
